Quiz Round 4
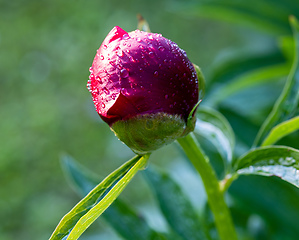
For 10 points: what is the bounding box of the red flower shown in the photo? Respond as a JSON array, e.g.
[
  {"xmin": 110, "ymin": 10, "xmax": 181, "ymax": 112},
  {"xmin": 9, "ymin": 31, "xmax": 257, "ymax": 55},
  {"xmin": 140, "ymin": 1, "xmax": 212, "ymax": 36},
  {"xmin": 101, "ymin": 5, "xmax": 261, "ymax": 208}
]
[{"xmin": 87, "ymin": 26, "xmax": 202, "ymax": 153}]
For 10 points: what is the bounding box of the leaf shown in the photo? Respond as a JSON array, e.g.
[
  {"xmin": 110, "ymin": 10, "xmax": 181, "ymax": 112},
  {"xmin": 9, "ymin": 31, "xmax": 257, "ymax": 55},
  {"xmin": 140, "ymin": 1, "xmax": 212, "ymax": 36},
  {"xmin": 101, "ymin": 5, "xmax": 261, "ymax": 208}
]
[
  {"xmin": 144, "ymin": 167, "xmax": 208, "ymax": 240},
  {"xmin": 195, "ymin": 107, "xmax": 235, "ymax": 172},
  {"xmin": 254, "ymin": 16, "xmax": 299, "ymax": 146},
  {"xmin": 49, "ymin": 154, "xmax": 149, "ymax": 240},
  {"xmin": 171, "ymin": 0, "xmax": 298, "ymax": 34},
  {"xmin": 234, "ymin": 146, "xmax": 299, "ymax": 188},
  {"xmin": 193, "ymin": 63, "xmax": 206, "ymax": 100},
  {"xmin": 208, "ymin": 50, "xmax": 286, "ymax": 88},
  {"xmin": 61, "ymin": 155, "xmax": 167, "ymax": 240},
  {"xmin": 261, "ymin": 116, "xmax": 299, "ymax": 146},
  {"xmin": 229, "ymin": 174, "xmax": 299, "ymax": 239},
  {"xmin": 205, "ymin": 63, "xmax": 290, "ymax": 107}
]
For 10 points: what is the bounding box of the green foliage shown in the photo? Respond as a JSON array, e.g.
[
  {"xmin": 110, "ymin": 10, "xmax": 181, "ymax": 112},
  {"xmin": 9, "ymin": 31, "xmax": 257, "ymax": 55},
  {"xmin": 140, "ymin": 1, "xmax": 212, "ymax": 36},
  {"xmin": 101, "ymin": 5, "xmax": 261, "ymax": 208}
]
[
  {"xmin": 144, "ymin": 167, "xmax": 208, "ymax": 240},
  {"xmin": 50, "ymin": 155, "xmax": 149, "ymax": 240},
  {"xmin": 261, "ymin": 116, "xmax": 299, "ymax": 146},
  {"xmin": 50, "ymin": 5, "xmax": 299, "ymax": 240},
  {"xmin": 61, "ymin": 155, "xmax": 168, "ymax": 240},
  {"xmin": 254, "ymin": 16, "xmax": 299, "ymax": 146},
  {"xmin": 235, "ymin": 146, "xmax": 299, "ymax": 187},
  {"xmin": 2, "ymin": 0, "xmax": 299, "ymax": 240},
  {"xmin": 195, "ymin": 107, "xmax": 235, "ymax": 173}
]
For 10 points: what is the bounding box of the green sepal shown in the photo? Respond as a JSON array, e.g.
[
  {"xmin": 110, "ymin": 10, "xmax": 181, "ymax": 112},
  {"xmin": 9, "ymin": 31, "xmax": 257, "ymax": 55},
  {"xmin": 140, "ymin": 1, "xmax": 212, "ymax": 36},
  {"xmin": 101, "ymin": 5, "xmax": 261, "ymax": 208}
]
[
  {"xmin": 111, "ymin": 112, "xmax": 193, "ymax": 155},
  {"xmin": 193, "ymin": 63, "xmax": 205, "ymax": 100}
]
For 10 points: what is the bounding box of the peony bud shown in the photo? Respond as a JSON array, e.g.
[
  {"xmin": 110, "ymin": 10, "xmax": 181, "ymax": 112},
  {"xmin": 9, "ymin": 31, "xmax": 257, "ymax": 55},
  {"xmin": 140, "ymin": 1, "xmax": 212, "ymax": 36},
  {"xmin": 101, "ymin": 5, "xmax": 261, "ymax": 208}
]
[{"xmin": 87, "ymin": 26, "xmax": 203, "ymax": 154}]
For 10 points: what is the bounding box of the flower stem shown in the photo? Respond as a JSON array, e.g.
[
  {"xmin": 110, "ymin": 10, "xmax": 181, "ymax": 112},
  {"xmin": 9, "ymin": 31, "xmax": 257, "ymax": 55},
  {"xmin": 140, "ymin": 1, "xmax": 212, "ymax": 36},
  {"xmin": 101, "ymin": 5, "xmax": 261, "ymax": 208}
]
[{"xmin": 177, "ymin": 133, "xmax": 238, "ymax": 240}]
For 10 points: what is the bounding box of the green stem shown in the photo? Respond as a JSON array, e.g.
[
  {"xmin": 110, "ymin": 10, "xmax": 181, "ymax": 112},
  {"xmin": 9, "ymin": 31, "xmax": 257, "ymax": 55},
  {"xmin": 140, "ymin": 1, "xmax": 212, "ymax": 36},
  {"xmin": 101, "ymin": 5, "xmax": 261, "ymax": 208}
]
[{"xmin": 177, "ymin": 133, "xmax": 238, "ymax": 240}]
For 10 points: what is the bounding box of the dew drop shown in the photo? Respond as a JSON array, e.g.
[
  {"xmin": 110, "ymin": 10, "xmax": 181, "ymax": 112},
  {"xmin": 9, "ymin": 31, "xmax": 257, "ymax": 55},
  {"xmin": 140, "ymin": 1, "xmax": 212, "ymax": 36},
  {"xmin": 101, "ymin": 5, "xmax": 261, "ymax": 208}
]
[
  {"xmin": 87, "ymin": 82, "xmax": 92, "ymax": 92},
  {"xmin": 89, "ymin": 73, "xmax": 94, "ymax": 79},
  {"xmin": 127, "ymin": 43, "xmax": 131, "ymax": 47},
  {"xmin": 89, "ymin": 67, "xmax": 93, "ymax": 73},
  {"xmin": 139, "ymin": 67, "xmax": 143, "ymax": 72},
  {"xmin": 153, "ymin": 71, "xmax": 159, "ymax": 77},
  {"xmin": 100, "ymin": 55, "xmax": 104, "ymax": 60},
  {"xmin": 149, "ymin": 52, "xmax": 154, "ymax": 58},
  {"xmin": 158, "ymin": 46, "xmax": 165, "ymax": 52},
  {"xmin": 101, "ymin": 103, "xmax": 106, "ymax": 108},
  {"xmin": 148, "ymin": 35, "xmax": 154, "ymax": 40},
  {"xmin": 122, "ymin": 34, "xmax": 129, "ymax": 40},
  {"xmin": 120, "ymin": 68, "xmax": 129, "ymax": 78},
  {"xmin": 136, "ymin": 37, "xmax": 141, "ymax": 42},
  {"xmin": 102, "ymin": 87, "xmax": 110, "ymax": 95},
  {"xmin": 103, "ymin": 45, "xmax": 108, "ymax": 50},
  {"xmin": 164, "ymin": 94, "xmax": 168, "ymax": 99},
  {"xmin": 95, "ymin": 76, "xmax": 103, "ymax": 84},
  {"xmin": 121, "ymin": 87, "xmax": 128, "ymax": 95},
  {"xmin": 117, "ymin": 49, "xmax": 124, "ymax": 57},
  {"xmin": 111, "ymin": 93, "xmax": 117, "ymax": 100}
]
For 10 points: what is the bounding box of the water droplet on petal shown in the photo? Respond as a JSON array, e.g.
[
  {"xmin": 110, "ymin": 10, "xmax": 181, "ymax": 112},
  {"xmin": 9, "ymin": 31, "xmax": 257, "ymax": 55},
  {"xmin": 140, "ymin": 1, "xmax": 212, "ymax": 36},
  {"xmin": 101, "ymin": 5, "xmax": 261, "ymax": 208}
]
[
  {"xmin": 103, "ymin": 45, "xmax": 107, "ymax": 50},
  {"xmin": 89, "ymin": 67, "xmax": 93, "ymax": 73},
  {"xmin": 100, "ymin": 55, "xmax": 104, "ymax": 60},
  {"xmin": 121, "ymin": 88, "xmax": 128, "ymax": 95},
  {"xmin": 148, "ymin": 35, "xmax": 153, "ymax": 40},
  {"xmin": 149, "ymin": 52, "xmax": 154, "ymax": 58},
  {"xmin": 136, "ymin": 37, "xmax": 141, "ymax": 42},
  {"xmin": 117, "ymin": 49, "xmax": 123, "ymax": 57},
  {"xmin": 95, "ymin": 76, "xmax": 102, "ymax": 84},
  {"xmin": 101, "ymin": 103, "xmax": 106, "ymax": 108},
  {"xmin": 87, "ymin": 82, "xmax": 92, "ymax": 92},
  {"xmin": 154, "ymin": 71, "xmax": 159, "ymax": 77},
  {"xmin": 122, "ymin": 34, "xmax": 129, "ymax": 40},
  {"xmin": 102, "ymin": 87, "xmax": 110, "ymax": 95},
  {"xmin": 120, "ymin": 68, "xmax": 129, "ymax": 78},
  {"xmin": 158, "ymin": 46, "xmax": 165, "ymax": 52}
]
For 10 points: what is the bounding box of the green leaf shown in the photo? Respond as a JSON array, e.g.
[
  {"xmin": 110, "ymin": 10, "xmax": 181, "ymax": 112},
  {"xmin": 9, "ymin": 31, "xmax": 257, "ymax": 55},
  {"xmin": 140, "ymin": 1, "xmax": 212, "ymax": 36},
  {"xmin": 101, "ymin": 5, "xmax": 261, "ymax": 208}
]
[
  {"xmin": 254, "ymin": 16, "xmax": 299, "ymax": 146},
  {"xmin": 206, "ymin": 63, "xmax": 290, "ymax": 107},
  {"xmin": 193, "ymin": 63, "xmax": 205, "ymax": 100},
  {"xmin": 172, "ymin": 0, "xmax": 298, "ymax": 34},
  {"xmin": 229, "ymin": 174, "xmax": 299, "ymax": 239},
  {"xmin": 49, "ymin": 154, "xmax": 149, "ymax": 240},
  {"xmin": 195, "ymin": 107, "xmax": 235, "ymax": 172},
  {"xmin": 144, "ymin": 167, "xmax": 208, "ymax": 240},
  {"xmin": 261, "ymin": 116, "xmax": 299, "ymax": 146},
  {"xmin": 208, "ymin": 50, "xmax": 286, "ymax": 88},
  {"xmin": 234, "ymin": 146, "xmax": 299, "ymax": 188},
  {"xmin": 61, "ymin": 155, "xmax": 167, "ymax": 240}
]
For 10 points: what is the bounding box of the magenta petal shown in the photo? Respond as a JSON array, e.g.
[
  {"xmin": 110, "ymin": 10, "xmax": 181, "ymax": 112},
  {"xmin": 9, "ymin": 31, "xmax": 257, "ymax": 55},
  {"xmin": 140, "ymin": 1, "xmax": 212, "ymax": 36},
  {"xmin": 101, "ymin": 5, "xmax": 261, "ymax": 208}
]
[{"xmin": 88, "ymin": 26, "xmax": 199, "ymax": 126}]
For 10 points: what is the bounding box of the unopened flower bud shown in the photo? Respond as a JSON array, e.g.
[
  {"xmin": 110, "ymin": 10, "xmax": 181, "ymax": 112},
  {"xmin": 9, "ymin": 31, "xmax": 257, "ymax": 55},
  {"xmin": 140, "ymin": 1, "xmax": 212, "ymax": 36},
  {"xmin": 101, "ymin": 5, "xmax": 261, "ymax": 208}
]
[{"xmin": 87, "ymin": 26, "xmax": 203, "ymax": 154}]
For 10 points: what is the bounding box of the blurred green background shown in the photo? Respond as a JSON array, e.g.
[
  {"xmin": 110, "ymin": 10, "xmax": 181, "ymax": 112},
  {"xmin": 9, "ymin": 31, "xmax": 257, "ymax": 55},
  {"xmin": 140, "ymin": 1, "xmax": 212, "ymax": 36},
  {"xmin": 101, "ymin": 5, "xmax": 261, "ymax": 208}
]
[{"xmin": 1, "ymin": 0, "xmax": 298, "ymax": 239}]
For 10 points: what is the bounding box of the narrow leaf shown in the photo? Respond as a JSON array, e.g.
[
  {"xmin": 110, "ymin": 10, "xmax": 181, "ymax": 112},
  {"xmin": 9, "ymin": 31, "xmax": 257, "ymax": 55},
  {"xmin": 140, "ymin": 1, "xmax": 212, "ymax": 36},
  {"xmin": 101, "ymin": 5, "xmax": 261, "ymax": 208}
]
[
  {"xmin": 208, "ymin": 50, "xmax": 286, "ymax": 87},
  {"xmin": 254, "ymin": 16, "xmax": 299, "ymax": 146},
  {"xmin": 172, "ymin": 0, "xmax": 298, "ymax": 34},
  {"xmin": 235, "ymin": 146, "xmax": 299, "ymax": 188},
  {"xmin": 262, "ymin": 116, "xmax": 299, "ymax": 146},
  {"xmin": 49, "ymin": 154, "xmax": 149, "ymax": 240},
  {"xmin": 206, "ymin": 63, "xmax": 290, "ymax": 107},
  {"xmin": 195, "ymin": 107, "xmax": 235, "ymax": 172},
  {"xmin": 144, "ymin": 167, "xmax": 208, "ymax": 240},
  {"xmin": 61, "ymin": 155, "xmax": 167, "ymax": 240}
]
